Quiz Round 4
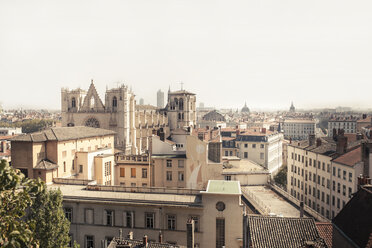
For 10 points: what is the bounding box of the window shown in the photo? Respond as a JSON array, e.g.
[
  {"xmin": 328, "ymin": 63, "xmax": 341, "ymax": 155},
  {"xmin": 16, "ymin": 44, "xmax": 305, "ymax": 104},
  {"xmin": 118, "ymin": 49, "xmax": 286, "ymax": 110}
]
[
  {"xmin": 260, "ymin": 144, "xmax": 264, "ymax": 148},
  {"xmin": 244, "ymin": 152, "xmax": 248, "ymax": 158},
  {"xmin": 225, "ymin": 151, "xmax": 228, "ymax": 156},
  {"xmin": 327, "ymin": 179, "xmax": 330, "ymax": 189},
  {"xmin": 178, "ymin": 172, "xmax": 184, "ymax": 181},
  {"xmin": 72, "ymin": 159, "xmax": 75, "ymax": 170},
  {"xmin": 252, "ymin": 144, "xmax": 256, "ymax": 148},
  {"xmin": 332, "ymin": 196, "xmax": 335, "ymax": 206},
  {"xmin": 64, "ymin": 207, "xmax": 72, "ymax": 222},
  {"xmin": 79, "ymin": 165, "xmax": 83, "ymax": 173},
  {"xmin": 333, "ymin": 181, "xmax": 335, "ymax": 191},
  {"xmin": 216, "ymin": 218, "xmax": 225, "ymax": 248},
  {"xmin": 343, "ymin": 185, "xmax": 346, "ymax": 196},
  {"xmin": 333, "ymin": 167, "xmax": 336, "ymax": 176},
  {"xmin": 85, "ymin": 209, "xmax": 94, "ymax": 224},
  {"xmin": 343, "ymin": 170, "xmax": 346, "ymax": 180},
  {"xmin": 317, "ymin": 190, "xmax": 320, "ymax": 199},
  {"xmin": 112, "ymin": 96, "xmax": 117, "ymax": 107},
  {"xmin": 337, "ymin": 198, "xmax": 340, "ymax": 208},
  {"xmin": 104, "ymin": 210, "xmax": 114, "ymax": 226},
  {"xmin": 260, "ymin": 153, "xmax": 264, "ymax": 159},
  {"xmin": 71, "ymin": 97, "xmax": 76, "ymax": 108},
  {"xmin": 244, "ymin": 144, "xmax": 248, "ymax": 148},
  {"xmin": 349, "ymin": 172, "xmax": 352, "ymax": 182},
  {"xmin": 124, "ymin": 211, "xmax": 134, "ymax": 228},
  {"xmin": 166, "ymin": 160, "xmax": 172, "ymax": 167},
  {"xmin": 322, "ymin": 177, "xmax": 325, "ymax": 187},
  {"xmin": 85, "ymin": 235, "xmax": 94, "ymax": 248},
  {"xmin": 131, "ymin": 183, "xmax": 136, "ymax": 187},
  {"xmin": 105, "ymin": 162, "xmax": 112, "ymax": 176},
  {"xmin": 321, "ymin": 192, "xmax": 324, "ymax": 202},
  {"xmin": 309, "ymin": 158, "xmax": 312, "ymax": 166},
  {"xmin": 167, "ymin": 215, "xmax": 176, "ymax": 230},
  {"xmin": 145, "ymin": 213, "xmax": 155, "ymax": 229},
  {"xmin": 64, "ymin": 161, "xmax": 66, "ymax": 172},
  {"xmin": 322, "ymin": 162, "xmax": 325, "ymax": 171},
  {"xmin": 327, "ymin": 164, "xmax": 330, "ymax": 173},
  {"xmin": 131, "ymin": 168, "xmax": 136, "ymax": 178},
  {"xmin": 337, "ymin": 183, "xmax": 340, "ymax": 193},
  {"xmin": 326, "ymin": 194, "xmax": 330, "ymax": 204},
  {"xmin": 142, "ymin": 168, "xmax": 147, "ymax": 178},
  {"xmin": 166, "ymin": 171, "xmax": 172, "ymax": 181},
  {"xmin": 178, "ymin": 160, "xmax": 184, "ymax": 168},
  {"xmin": 349, "ymin": 187, "xmax": 352, "ymax": 198},
  {"xmin": 338, "ymin": 168, "xmax": 341, "ymax": 178},
  {"xmin": 120, "ymin": 168, "xmax": 125, "ymax": 177},
  {"xmin": 318, "ymin": 161, "xmax": 321, "ymax": 169}
]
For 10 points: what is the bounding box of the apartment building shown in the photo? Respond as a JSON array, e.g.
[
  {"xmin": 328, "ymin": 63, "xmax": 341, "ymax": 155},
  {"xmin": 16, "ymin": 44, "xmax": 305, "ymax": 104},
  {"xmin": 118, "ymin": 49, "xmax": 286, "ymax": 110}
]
[
  {"xmin": 328, "ymin": 116, "xmax": 358, "ymax": 137},
  {"xmin": 282, "ymin": 119, "xmax": 316, "ymax": 140},
  {"xmin": 10, "ymin": 126, "xmax": 115, "ymax": 184},
  {"xmin": 235, "ymin": 128, "xmax": 283, "ymax": 174},
  {"xmin": 115, "ymin": 154, "xmax": 150, "ymax": 187},
  {"xmin": 56, "ymin": 180, "xmax": 245, "ymax": 248},
  {"xmin": 287, "ymin": 132, "xmax": 372, "ymax": 220},
  {"xmin": 151, "ymin": 129, "xmax": 223, "ymax": 190}
]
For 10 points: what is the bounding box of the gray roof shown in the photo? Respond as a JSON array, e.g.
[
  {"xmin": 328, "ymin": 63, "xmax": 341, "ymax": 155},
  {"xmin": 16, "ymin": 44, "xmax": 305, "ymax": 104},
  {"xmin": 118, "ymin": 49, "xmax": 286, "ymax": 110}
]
[
  {"xmin": 34, "ymin": 159, "xmax": 59, "ymax": 170},
  {"xmin": 247, "ymin": 215, "xmax": 327, "ymax": 248},
  {"xmin": 108, "ymin": 237, "xmax": 180, "ymax": 248},
  {"xmin": 10, "ymin": 126, "xmax": 115, "ymax": 142}
]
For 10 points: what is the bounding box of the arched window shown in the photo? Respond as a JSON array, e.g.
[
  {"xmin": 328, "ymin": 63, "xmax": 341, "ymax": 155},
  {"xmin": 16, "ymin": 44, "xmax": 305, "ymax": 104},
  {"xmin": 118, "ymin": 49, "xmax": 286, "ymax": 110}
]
[
  {"xmin": 71, "ymin": 97, "xmax": 76, "ymax": 108},
  {"xmin": 90, "ymin": 96, "xmax": 95, "ymax": 108},
  {"xmin": 179, "ymin": 98, "xmax": 184, "ymax": 110},
  {"xmin": 112, "ymin": 96, "xmax": 117, "ymax": 108},
  {"xmin": 174, "ymin": 98, "xmax": 178, "ymax": 106}
]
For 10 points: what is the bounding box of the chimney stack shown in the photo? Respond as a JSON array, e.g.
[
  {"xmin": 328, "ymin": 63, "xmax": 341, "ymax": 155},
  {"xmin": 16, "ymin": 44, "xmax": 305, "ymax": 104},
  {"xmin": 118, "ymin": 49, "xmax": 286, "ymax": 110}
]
[
  {"xmin": 336, "ymin": 131, "xmax": 348, "ymax": 155},
  {"xmin": 300, "ymin": 201, "xmax": 304, "ymax": 218},
  {"xmin": 186, "ymin": 218, "xmax": 195, "ymax": 248},
  {"xmin": 316, "ymin": 138, "xmax": 322, "ymax": 147},
  {"xmin": 309, "ymin": 134, "xmax": 316, "ymax": 146},
  {"xmin": 361, "ymin": 141, "xmax": 371, "ymax": 178},
  {"xmin": 142, "ymin": 235, "xmax": 148, "ymax": 247}
]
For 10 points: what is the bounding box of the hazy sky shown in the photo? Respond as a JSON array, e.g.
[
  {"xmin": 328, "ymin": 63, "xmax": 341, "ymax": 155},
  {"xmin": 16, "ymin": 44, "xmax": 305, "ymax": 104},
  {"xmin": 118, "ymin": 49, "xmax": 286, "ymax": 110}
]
[{"xmin": 1, "ymin": 0, "xmax": 372, "ymax": 110}]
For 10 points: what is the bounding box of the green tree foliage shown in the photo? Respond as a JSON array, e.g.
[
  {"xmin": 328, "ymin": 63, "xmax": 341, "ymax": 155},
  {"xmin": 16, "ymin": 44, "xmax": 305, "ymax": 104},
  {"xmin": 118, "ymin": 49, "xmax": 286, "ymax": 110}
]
[
  {"xmin": 273, "ymin": 165, "xmax": 287, "ymax": 188},
  {"xmin": 0, "ymin": 119, "xmax": 54, "ymax": 133},
  {"xmin": 0, "ymin": 160, "xmax": 78, "ymax": 248}
]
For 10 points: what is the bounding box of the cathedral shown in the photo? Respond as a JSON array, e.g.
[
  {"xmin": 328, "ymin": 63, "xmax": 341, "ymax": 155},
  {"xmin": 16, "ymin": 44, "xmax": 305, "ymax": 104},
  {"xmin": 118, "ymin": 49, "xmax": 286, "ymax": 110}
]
[
  {"xmin": 61, "ymin": 81, "xmax": 197, "ymax": 155},
  {"xmin": 61, "ymin": 81, "xmax": 168, "ymax": 154}
]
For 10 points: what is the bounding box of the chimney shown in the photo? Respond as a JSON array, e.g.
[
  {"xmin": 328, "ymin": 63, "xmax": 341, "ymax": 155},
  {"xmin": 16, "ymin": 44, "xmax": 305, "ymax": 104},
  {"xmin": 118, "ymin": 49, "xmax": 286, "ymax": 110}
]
[
  {"xmin": 336, "ymin": 132, "xmax": 348, "ymax": 155},
  {"xmin": 308, "ymin": 134, "xmax": 316, "ymax": 146},
  {"xmin": 300, "ymin": 201, "xmax": 304, "ymax": 218},
  {"xmin": 332, "ymin": 128, "xmax": 337, "ymax": 141},
  {"xmin": 158, "ymin": 231, "xmax": 163, "ymax": 243},
  {"xmin": 361, "ymin": 141, "xmax": 371, "ymax": 177},
  {"xmin": 127, "ymin": 231, "xmax": 133, "ymax": 240},
  {"xmin": 316, "ymin": 138, "xmax": 322, "ymax": 147},
  {"xmin": 261, "ymin": 128, "xmax": 266, "ymax": 134},
  {"xmin": 142, "ymin": 235, "xmax": 148, "ymax": 247},
  {"xmin": 186, "ymin": 218, "xmax": 195, "ymax": 248}
]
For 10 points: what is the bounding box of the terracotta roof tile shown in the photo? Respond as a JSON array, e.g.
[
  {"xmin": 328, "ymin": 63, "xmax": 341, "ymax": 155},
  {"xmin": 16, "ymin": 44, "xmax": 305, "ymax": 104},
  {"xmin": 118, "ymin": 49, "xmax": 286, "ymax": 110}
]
[
  {"xmin": 333, "ymin": 146, "xmax": 362, "ymax": 167},
  {"xmin": 316, "ymin": 222, "xmax": 333, "ymax": 248}
]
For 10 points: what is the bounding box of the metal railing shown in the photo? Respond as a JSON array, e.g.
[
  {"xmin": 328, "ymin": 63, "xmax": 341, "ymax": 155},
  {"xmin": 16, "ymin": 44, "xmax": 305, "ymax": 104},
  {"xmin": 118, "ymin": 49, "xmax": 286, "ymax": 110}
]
[
  {"xmin": 269, "ymin": 182, "xmax": 330, "ymax": 222},
  {"xmin": 85, "ymin": 185, "xmax": 201, "ymax": 195},
  {"xmin": 53, "ymin": 178, "xmax": 96, "ymax": 185},
  {"xmin": 241, "ymin": 187, "xmax": 271, "ymax": 215}
]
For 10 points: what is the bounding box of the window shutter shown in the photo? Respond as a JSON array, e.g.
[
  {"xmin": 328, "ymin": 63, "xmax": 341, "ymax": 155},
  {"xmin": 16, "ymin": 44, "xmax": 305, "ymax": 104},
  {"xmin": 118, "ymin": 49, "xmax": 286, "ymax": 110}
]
[
  {"xmin": 103, "ymin": 210, "xmax": 107, "ymax": 225},
  {"xmin": 123, "ymin": 212, "xmax": 127, "ymax": 227},
  {"xmin": 131, "ymin": 212, "xmax": 135, "ymax": 228}
]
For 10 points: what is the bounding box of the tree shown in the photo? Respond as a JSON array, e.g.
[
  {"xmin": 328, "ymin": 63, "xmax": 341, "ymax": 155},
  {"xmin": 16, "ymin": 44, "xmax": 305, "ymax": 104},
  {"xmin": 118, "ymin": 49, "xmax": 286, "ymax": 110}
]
[
  {"xmin": 29, "ymin": 188, "xmax": 71, "ymax": 247},
  {"xmin": 273, "ymin": 165, "xmax": 287, "ymax": 188},
  {"xmin": 0, "ymin": 160, "xmax": 78, "ymax": 248}
]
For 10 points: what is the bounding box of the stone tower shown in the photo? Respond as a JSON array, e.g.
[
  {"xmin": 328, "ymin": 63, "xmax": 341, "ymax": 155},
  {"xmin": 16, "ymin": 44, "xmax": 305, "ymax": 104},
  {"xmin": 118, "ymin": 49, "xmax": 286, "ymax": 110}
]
[{"xmin": 166, "ymin": 88, "xmax": 197, "ymax": 131}]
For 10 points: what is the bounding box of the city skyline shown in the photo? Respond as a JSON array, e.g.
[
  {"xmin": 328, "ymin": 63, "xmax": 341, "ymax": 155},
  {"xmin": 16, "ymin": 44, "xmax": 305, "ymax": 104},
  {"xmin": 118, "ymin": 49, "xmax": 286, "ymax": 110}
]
[{"xmin": 1, "ymin": 0, "xmax": 372, "ymax": 110}]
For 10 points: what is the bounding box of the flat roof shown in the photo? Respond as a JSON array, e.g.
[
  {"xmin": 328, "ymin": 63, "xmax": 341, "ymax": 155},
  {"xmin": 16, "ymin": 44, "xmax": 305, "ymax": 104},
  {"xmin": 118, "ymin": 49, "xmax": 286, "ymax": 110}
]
[
  {"xmin": 204, "ymin": 180, "xmax": 241, "ymax": 195},
  {"xmin": 50, "ymin": 184, "xmax": 202, "ymax": 208}
]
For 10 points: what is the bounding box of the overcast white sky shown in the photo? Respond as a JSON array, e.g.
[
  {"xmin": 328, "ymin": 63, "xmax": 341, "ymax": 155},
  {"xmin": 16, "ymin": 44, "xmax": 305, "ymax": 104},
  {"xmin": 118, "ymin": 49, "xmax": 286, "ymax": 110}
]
[{"xmin": 1, "ymin": 0, "xmax": 372, "ymax": 110}]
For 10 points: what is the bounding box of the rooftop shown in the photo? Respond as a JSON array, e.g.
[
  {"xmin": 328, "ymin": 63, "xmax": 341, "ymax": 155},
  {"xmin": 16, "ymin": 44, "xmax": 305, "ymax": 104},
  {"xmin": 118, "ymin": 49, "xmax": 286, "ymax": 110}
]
[
  {"xmin": 204, "ymin": 180, "xmax": 241, "ymax": 195},
  {"xmin": 332, "ymin": 146, "xmax": 362, "ymax": 167},
  {"xmin": 247, "ymin": 215, "xmax": 327, "ymax": 248},
  {"xmin": 10, "ymin": 126, "xmax": 115, "ymax": 142},
  {"xmin": 49, "ymin": 184, "xmax": 202, "ymax": 208},
  {"xmin": 222, "ymin": 159, "xmax": 268, "ymax": 174}
]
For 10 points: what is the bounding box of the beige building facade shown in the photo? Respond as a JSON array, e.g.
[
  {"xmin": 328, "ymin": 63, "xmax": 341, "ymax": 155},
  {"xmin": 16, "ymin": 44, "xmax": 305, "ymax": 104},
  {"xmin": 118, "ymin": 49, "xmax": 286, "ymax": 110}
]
[
  {"xmin": 56, "ymin": 180, "xmax": 245, "ymax": 248},
  {"xmin": 287, "ymin": 134, "xmax": 371, "ymax": 219},
  {"xmin": 115, "ymin": 154, "xmax": 150, "ymax": 187},
  {"xmin": 11, "ymin": 126, "xmax": 115, "ymax": 185}
]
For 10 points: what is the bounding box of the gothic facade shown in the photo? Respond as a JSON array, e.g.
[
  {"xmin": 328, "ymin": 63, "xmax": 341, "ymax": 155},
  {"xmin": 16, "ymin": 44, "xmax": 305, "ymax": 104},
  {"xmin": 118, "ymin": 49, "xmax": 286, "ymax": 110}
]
[{"xmin": 61, "ymin": 81, "xmax": 168, "ymax": 154}]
